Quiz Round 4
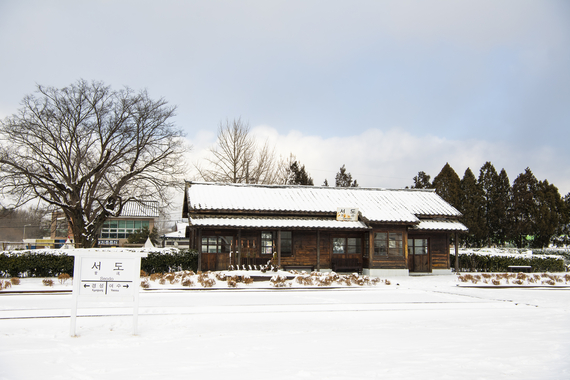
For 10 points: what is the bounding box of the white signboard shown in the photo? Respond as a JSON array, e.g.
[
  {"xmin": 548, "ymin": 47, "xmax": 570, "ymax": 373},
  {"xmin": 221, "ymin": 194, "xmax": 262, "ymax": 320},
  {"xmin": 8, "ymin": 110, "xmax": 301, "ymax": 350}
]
[
  {"xmin": 336, "ymin": 207, "xmax": 359, "ymax": 221},
  {"xmin": 70, "ymin": 251, "xmax": 147, "ymax": 336},
  {"xmin": 79, "ymin": 258, "xmax": 136, "ymax": 296}
]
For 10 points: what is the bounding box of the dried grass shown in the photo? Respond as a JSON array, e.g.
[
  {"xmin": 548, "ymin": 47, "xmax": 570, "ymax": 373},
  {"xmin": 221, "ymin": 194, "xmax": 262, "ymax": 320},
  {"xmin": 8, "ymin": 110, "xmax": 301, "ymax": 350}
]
[{"xmin": 58, "ymin": 273, "xmax": 71, "ymax": 284}]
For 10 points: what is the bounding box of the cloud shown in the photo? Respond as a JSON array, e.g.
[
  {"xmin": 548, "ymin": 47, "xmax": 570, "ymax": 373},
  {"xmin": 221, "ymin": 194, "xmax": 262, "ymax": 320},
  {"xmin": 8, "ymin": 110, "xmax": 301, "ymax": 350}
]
[{"xmin": 188, "ymin": 124, "xmax": 569, "ymax": 195}]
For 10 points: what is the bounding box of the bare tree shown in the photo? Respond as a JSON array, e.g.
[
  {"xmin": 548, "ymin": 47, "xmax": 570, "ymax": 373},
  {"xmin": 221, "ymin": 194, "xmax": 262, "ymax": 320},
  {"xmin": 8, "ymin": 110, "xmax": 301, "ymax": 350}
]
[
  {"xmin": 0, "ymin": 80, "xmax": 189, "ymax": 248},
  {"xmin": 196, "ymin": 118, "xmax": 288, "ymax": 184}
]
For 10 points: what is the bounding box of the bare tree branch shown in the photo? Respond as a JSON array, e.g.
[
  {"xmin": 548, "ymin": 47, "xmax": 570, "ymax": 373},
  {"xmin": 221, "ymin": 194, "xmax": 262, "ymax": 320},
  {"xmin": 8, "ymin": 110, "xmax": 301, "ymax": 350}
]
[{"xmin": 0, "ymin": 79, "xmax": 190, "ymax": 247}]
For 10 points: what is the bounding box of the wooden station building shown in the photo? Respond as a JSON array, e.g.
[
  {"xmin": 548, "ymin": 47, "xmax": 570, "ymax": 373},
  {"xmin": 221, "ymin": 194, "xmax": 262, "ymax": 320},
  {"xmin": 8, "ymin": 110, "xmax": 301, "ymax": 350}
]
[{"xmin": 182, "ymin": 181, "xmax": 467, "ymax": 276}]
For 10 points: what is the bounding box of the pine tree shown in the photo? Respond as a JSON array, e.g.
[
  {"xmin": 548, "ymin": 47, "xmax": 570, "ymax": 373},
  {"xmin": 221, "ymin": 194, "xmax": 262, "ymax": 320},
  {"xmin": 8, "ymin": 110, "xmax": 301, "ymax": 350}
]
[
  {"xmin": 432, "ymin": 163, "xmax": 462, "ymax": 210},
  {"xmin": 510, "ymin": 168, "xmax": 538, "ymax": 248},
  {"xmin": 533, "ymin": 180, "xmax": 564, "ymax": 248},
  {"xmin": 335, "ymin": 165, "xmax": 358, "ymax": 187},
  {"xmin": 494, "ymin": 168, "xmax": 512, "ymax": 246},
  {"xmin": 127, "ymin": 226, "xmax": 160, "ymax": 246},
  {"xmin": 411, "ymin": 171, "xmax": 432, "ymax": 189},
  {"xmin": 460, "ymin": 168, "xmax": 486, "ymax": 247},
  {"xmin": 286, "ymin": 160, "xmax": 314, "ymax": 185},
  {"xmin": 478, "ymin": 162, "xmax": 498, "ymax": 246},
  {"xmin": 323, "ymin": 179, "xmax": 329, "ymax": 187}
]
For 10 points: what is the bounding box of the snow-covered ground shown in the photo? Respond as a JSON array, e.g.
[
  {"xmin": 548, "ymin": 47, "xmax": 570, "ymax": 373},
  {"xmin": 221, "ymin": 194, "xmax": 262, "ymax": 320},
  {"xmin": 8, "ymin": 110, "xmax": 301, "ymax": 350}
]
[{"xmin": 1, "ymin": 274, "xmax": 569, "ymax": 380}]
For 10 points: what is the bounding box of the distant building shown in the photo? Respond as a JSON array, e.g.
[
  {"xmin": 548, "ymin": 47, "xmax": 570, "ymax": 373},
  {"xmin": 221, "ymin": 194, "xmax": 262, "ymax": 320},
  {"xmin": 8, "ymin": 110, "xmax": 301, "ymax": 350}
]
[
  {"xmin": 98, "ymin": 201, "xmax": 160, "ymax": 247},
  {"xmin": 161, "ymin": 222, "xmax": 190, "ymax": 248},
  {"xmin": 48, "ymin": 200, "xmax": 160, "ymax": 248}
]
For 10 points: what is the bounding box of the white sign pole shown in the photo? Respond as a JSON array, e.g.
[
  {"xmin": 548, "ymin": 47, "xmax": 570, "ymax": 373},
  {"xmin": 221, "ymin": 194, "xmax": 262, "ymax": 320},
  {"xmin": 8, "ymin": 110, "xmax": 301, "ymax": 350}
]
[{"xmin": 70, "ymin": 251, "xmax": 148, "ymax": 337}]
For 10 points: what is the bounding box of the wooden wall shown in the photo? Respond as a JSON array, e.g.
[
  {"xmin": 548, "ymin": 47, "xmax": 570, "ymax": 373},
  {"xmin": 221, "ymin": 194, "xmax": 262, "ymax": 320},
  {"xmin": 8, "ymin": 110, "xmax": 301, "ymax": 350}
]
[{"xmin": 191, "ymin": 226, "xmax": 451, "ymax": 272}]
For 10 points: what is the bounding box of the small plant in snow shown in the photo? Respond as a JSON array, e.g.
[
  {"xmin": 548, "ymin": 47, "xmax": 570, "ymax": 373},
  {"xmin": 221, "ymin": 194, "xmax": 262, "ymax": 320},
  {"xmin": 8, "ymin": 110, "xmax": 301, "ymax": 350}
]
[
  {"xmin": 181, "ymin": 278, "xmax": 194, "ymax": 287},
  {"xmin": 227, "ymin": 279, "xmax": 237, "ymax": 288},
  {"xmin": 10, "ymin": 277, "xmax": 20, "ymax": 285},
  {"xmin": 140, "ymin": 279, "xmax": 150, "ymax": 289},
  {"xmin": 243, "ymin": 275, "xmax": 253, "ymax": 285},
  {"xmin": 58, "ymin": 273, "xmax": 71, "ymax": 284},
  {"xmin": 1, "ymin": 280, "xmax": 12, "ymax": 290},
  {"xmin": 270, "ymin": 274, "xmax": 289, "ymax": 287},
  {"xmin": 42, "ymin": 278, "xmax": 54, "ymax": 287}
]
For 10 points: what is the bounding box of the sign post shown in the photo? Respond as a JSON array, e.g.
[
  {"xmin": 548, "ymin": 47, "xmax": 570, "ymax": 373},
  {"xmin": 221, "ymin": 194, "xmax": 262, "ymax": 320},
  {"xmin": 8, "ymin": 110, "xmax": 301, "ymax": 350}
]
[{"xmin": 70, "ymin": 250, "xmax": 148, "ymax": 337}]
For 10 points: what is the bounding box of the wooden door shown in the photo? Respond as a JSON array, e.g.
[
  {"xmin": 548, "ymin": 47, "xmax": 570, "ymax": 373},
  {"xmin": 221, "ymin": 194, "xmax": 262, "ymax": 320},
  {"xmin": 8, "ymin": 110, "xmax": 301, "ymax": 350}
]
[
  {"xmin": 240, "ymin": 236, "xmax": 259, "ymax": 267},
  {"xmin": 408, "ymin": 238, "xmax": 430, "ymax": 272}
]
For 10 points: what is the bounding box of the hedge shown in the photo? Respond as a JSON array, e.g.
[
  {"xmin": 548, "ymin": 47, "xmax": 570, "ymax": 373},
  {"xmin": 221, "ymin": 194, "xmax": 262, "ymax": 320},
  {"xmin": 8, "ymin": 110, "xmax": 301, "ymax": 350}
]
[
  {"xmin": 141, "ymin": 249, "xmax": 198, "ymax": 274},
  {"xmin": 0, "ymin": 249, "xmax": 198, "ymax": 278},
  {"xmin": 450, "ymin": 252, "xmax": 565, "ymax": 272}
]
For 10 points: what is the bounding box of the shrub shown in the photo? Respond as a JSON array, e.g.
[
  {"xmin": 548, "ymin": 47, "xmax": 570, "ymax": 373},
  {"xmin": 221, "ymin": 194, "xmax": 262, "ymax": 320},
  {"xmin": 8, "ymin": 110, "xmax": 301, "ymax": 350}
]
[
  {"xmin": 10, "ymin": 277, "xmax": 20, "ymax": 285},
  {"xmin": 58, "ymin": 273, "xmax": 71, "ymax": 284},
  {"xmin": 42, "ymin": 278, "xmax": 54, "ymax": 287},
  {"xmin": 0, "ymin": 251, "xmax": 73, "ymax": 277},
  {"xmin": 450, "ymin": 251, "xmax": 565, "ymax": 273}
]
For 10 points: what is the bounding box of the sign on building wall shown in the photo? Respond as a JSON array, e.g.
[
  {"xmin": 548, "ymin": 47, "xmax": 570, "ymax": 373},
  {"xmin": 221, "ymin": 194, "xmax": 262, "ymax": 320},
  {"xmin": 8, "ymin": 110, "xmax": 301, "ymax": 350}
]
[{"xmin": 336, "ymin": 207, "xmax": 359, "ymax": 221}]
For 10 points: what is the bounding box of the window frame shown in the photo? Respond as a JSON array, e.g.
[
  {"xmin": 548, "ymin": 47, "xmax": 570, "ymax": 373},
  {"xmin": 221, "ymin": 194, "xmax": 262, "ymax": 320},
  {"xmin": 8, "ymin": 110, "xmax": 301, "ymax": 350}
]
[
  {"xmin": 201, "ymin": 235, "xmax": 233, "ymax": 254},
  {"xmin": 332, "ymin": 236, "xmax": 362, "ymax": 255},
  {"xmin": 408, "ymin": 238, "xmax": 428, "ymax": 256},
  {"xmin": 100, "ymin": 219, "xmax": 149, "ymax": 239},
  {"xmin": 260, "ymin": 231, "xmax": 293, "ymax": 257},
  {"xmin": 373, "ymin": 231, "xmax": 404, "ymax": 258}
]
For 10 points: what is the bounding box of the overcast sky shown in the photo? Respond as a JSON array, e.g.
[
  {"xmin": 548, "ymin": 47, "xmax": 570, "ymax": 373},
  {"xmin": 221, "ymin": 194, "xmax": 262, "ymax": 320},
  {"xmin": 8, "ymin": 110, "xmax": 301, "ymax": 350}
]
[{"xmin": 1, "ymin": 0, "xmax": 569, "ymax": 196}]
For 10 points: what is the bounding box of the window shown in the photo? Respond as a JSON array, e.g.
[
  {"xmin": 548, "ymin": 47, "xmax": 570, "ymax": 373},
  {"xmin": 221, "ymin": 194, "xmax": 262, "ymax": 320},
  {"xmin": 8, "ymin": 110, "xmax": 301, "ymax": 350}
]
[
  {"xmin": 201, "ymin": 236, "xmax": 233, "ymax": 253},
  {"xmin": 409, "ymin": 238, "xmax": 428, "ymax": 255},
  {"xmin": 333, "ymin": 237, "xmax": 362, "ymax": 254},
  {"xmin": 374, "ymin": 232, "xmax": 403, "ymax": 257},
  {"xmin": 261, "ymin": 232, "xmax": 274, "ymax": 255},
  {"xmin": 261, "ymin": 231, "xmax": 293, "ymax": 256},
  {"xmin": 100, "ymin": 220, "xmax": 149, "ymax": 239}
]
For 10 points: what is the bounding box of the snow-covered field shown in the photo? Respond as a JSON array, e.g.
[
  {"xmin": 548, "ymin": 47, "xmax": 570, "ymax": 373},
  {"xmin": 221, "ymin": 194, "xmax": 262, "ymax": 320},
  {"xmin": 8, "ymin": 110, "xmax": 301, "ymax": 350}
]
[{"xmin": 1, "ymin": 274, "xmax": 569, "ymax": 380}]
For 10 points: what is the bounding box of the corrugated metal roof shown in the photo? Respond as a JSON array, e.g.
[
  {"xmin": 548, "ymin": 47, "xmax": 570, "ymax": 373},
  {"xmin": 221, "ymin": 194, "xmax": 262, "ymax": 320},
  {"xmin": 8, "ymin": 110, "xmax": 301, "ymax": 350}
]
[
  {"xmin": 412, "ymin": 219, "xmax": 468, "ymax": 231},
  {"xmin": 190, "ymin": 216, "xmax": 370, "ymax": 230},
  {"xmin": 185, "ymin": 182, "xmax": 462, "ymax": 224},
  {"xmin": 120, "ymin": 200, "xmax": 160, "ymax": 218}
]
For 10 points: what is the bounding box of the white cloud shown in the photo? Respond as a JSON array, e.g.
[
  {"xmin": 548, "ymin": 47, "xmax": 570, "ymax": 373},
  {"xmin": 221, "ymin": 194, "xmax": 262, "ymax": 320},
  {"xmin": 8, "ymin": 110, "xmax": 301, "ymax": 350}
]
[{"xmin": 185, "ymin": 124, "xmax": 570, "ymax": 195}]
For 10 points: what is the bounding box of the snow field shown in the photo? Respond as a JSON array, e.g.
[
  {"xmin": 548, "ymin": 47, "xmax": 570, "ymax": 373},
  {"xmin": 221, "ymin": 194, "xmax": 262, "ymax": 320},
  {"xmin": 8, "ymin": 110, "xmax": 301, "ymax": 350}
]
[{"xmin": 1, "ymin": 275, "xmax": 569, "ymax": 379}]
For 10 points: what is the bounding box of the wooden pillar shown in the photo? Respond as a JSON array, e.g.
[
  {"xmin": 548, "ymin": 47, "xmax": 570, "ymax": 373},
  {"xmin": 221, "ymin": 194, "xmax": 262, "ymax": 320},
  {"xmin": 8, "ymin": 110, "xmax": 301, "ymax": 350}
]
[
  {"xmin": 316, "ymin": 230, "xmax": 321, "ymax": 271},
  {"xmin": 237, "ymin": 229, "xmax": 242, "ymax": 267},
  {"xmin": 197, "ymin": 229, "xmax": 202, "ymax": 272},
  {"xmin": 454, "ymin": 232, "xmax": 459, "ymax": 274},
  {"xmin": 277, "ymin": 230, "xmax": 281, "ymax": 268}
]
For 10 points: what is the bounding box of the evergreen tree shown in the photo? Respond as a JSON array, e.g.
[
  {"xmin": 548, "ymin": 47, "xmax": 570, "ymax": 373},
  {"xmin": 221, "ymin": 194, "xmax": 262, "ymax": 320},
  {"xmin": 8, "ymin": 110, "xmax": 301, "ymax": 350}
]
[
  {"xmin": 127, "ymin": 226, "xmax": 160, "ymax": 246},
  {"xmin": 335, "ymin": 165, "xmax": 358, "ymax": 187},
  {"xmin": 411, "ymin": 171, "xmax": 432, "ymax": 189},
  {"xmin": 460, "ymin": 168, "xmax": 486, "ymax": 247},
  {"xmin": 494, "ymin": 168, "xmax": 512, "ymax": 246},
  {"xmin": 432, "ymin": 163, "xmax": 462, "ymax": 210},
  {"xmin": 323, "ymin": 179, "xmax": 329, "ymax": 187},
  {"xmin": 559, "ymin": 193, "xmax": 570, "ymax": 246},
  {"xmin": 533, "ymin": 180, "xmax": 564, "ymax": 248},
  {"xmin": 286, "ymin": 160, "xmax": 314, "ymax": 185},
  {"xmin": 478, "ymin": 162, "xmax": 498, "ymax": 246},
  {"xmin": 510, "ymin": 168, "xmax": 538, "ymax": 248}
]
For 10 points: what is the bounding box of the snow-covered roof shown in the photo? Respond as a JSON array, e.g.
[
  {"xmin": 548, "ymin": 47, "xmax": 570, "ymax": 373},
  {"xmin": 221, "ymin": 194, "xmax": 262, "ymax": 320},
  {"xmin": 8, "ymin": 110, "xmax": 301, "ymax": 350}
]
[
  {"xmin": 184, "ymin": 182, "xmax": 462, "ymax": 225},
  {"xmin": 412, "ymin": 219, "xmax": 468, "ymax": 232},
  {"xmin": 190, "ymin": 216, "xmax": 369, "ymax": 230},
  {"xmin": 162, "ymin": 222, "xmax": 189, "ymax": 238},
  {"xmin": 118, "ymin": 200, "xmax": 160, "ymax": 218}
]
